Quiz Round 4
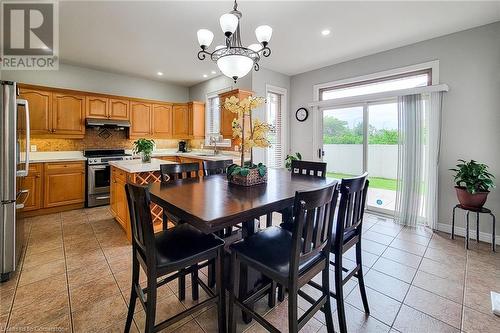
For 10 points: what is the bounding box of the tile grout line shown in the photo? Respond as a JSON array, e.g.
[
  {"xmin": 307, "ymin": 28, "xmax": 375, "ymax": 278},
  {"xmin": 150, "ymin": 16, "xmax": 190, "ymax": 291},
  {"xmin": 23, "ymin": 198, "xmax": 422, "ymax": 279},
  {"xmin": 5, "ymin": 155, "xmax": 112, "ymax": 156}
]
[
  {"xmin": 87, "ymin": 210, "xmax": 141, "ymax": 332},
  {"xmin": 5, "ymin": 217, "xmax": 33, "ymax": 331},
  {"xmin": 60, "ymin": 214, "xmax": 76, "ymax": 333},
  {"xmin": 460, "ymin": 245, "xmax": 469, "ymax": 332}
]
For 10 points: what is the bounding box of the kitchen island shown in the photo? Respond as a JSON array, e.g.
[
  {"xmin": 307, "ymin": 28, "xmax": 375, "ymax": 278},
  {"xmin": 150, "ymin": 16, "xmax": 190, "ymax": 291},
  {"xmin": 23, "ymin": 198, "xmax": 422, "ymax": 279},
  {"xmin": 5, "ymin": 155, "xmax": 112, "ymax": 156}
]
[{"xmin": 109, "ymin": 154, "xmax": 236, "ymax": 241}]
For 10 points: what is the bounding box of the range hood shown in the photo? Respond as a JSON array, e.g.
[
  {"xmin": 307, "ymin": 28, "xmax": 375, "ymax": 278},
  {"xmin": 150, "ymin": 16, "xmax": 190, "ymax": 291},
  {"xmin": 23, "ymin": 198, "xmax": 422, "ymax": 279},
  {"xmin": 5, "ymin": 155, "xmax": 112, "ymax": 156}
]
[{"xmin": 85, "ymin": 118, "xmax": 131, "ymax": 128}]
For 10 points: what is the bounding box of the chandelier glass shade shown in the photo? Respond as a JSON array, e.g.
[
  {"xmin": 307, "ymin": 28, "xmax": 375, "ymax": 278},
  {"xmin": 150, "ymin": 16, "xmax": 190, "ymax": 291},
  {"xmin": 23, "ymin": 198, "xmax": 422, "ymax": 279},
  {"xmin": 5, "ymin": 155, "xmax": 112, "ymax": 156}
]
[{"xmin": 196, "ymin": 0, "xmax": 272, "ymax": 82}]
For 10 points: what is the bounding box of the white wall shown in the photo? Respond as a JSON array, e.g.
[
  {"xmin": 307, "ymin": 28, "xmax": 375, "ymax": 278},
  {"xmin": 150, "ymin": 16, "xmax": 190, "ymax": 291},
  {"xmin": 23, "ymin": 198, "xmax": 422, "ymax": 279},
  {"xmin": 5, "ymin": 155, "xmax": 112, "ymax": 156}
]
[
  {"xmin": 290, "ymin": 22, "xmax": 500, "ymax": 235},
  {"xmin": 2, "ymin": 63, "xmax": 189, "ymax": 102}
]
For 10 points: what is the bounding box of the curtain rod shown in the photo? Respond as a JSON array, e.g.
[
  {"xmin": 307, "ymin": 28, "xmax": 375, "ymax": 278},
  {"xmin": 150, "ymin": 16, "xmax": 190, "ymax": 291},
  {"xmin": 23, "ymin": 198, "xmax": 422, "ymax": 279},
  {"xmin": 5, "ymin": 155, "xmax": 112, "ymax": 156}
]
[{"xmin": 308, "ymin": 84, "xmax": 449, "ymax": 109}]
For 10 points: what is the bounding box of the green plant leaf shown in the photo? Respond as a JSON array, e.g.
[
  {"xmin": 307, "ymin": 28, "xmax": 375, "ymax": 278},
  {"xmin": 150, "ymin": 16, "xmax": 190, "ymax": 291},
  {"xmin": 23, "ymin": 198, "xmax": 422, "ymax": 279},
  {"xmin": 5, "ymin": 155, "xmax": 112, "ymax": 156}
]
[{"xmin": 240, "ymin": 168, "xmax": 249, "ymax": 176}]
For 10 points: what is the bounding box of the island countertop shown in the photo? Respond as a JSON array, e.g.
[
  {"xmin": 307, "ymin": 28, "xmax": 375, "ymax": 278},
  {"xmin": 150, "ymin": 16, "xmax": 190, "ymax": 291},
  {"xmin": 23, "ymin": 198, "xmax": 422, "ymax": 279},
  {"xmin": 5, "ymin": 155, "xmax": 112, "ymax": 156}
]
[{"xmin": 109, "ymin": 158, "xmax": 176, "ymax": 173}]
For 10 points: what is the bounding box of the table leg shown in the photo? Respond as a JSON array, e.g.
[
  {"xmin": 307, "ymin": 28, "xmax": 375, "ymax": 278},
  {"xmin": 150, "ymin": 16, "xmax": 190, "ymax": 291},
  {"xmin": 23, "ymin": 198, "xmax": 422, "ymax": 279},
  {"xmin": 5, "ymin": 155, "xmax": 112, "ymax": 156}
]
[
  {"xmin": 466, "ymin": 211, "xmax": 470, "ymax": 250},
  {"xmin": 491, "ymin": 213, "xmax": 496, "ymax": 252},
  {"xmin": 476, "ymin": 212, "xmax": 480, "ymax": 243},
  {"xmin": 451, "ymin": 206, "xmax": 457, "ymax": 239},
  {"xmin": 240, "ymin": 220, "xmax": 257, "ymax": 324}
]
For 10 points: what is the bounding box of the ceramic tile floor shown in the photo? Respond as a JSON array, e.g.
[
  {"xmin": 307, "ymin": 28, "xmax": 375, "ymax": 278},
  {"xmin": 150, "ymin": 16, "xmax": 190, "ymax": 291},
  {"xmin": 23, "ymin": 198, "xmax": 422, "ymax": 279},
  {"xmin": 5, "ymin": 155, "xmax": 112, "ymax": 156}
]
[{"xmin": 1, "ymin": 207, "xmax": 499, "ymax": 333}]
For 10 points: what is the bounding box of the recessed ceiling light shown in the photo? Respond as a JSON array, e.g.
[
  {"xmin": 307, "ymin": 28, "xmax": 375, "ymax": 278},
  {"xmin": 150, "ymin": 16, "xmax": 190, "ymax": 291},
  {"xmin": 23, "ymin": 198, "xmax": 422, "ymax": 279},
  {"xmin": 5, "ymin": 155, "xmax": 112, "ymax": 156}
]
[
  {"xmin": 321, "ymin": 29, "xmax": 331, "ymax": 36},
  {"xmin": 203, "ymin": 74, "xmax": 208, "ymax": 78},
  {"xmin": 211, "ymin": 70, "xmax": 216, "ymax": 74},
  {"xmin": 157, "ymin": 72, "xmax": 163, "ymax": 76}
]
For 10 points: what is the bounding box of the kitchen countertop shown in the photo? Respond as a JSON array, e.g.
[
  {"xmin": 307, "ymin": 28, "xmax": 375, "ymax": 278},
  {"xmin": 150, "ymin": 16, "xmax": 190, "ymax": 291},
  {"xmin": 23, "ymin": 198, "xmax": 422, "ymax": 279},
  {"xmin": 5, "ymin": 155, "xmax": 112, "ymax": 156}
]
[
  {"xmin": 109, "ymin": 158, "xmax": 176, "ymax": 173},
  {"xmin": 24, "ymin": 151, "xmax": 86, "ymax": 163},
  {"xmin": 127, "ymin": 149, "xmax": 239, "ymax": 162}
]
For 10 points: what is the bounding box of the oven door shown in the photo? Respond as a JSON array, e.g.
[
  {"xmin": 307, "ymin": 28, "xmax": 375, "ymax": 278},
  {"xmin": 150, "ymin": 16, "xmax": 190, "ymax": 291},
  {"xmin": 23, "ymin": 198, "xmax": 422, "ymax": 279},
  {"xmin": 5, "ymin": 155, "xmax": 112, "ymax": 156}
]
[{"xmin": 88, "ymin": 164, "xmax": 110, "ymax": 195}]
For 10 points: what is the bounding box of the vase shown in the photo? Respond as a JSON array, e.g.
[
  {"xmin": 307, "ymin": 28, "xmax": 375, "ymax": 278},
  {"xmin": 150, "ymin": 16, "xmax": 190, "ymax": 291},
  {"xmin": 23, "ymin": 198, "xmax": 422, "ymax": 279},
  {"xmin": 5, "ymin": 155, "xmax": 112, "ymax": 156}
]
[
  {"xmin": 229, "ymin": 168, "xmax": 267, "ymax": 186},
  {"xmin": 455, "ymin": 186, "xmax": 489, "ymax": 209},
  {"xmin": 141, "ymin": 153, "xmax": 152, "ymax": 163}
]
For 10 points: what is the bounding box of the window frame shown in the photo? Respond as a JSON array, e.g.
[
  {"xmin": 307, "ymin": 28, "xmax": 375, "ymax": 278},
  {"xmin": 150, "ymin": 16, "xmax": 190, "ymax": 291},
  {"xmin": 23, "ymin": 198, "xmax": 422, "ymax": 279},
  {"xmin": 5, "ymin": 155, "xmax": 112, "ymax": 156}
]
[
  {"xmin": 205, "ymin": 89, "xmax": 231, "ymax": 147},
  {"xmin": 265, "ymin": 84, "xmax": 288, "ymax": 168}
]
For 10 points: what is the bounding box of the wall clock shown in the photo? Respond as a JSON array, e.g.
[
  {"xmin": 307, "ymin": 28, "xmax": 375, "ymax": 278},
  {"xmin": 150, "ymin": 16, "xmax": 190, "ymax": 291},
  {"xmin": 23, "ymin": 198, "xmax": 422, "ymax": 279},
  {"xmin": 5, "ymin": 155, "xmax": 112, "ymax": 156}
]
[{"xmin": 295, "ymin": 107, "xmax": 308, "ymax": 122}]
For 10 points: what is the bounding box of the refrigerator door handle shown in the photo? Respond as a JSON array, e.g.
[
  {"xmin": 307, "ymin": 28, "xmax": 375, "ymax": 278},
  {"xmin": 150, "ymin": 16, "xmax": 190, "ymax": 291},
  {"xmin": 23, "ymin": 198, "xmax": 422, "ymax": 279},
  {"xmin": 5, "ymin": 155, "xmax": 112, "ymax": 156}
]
[{"xmin": 16, "ymin": 99, "xmax": 30, "ymax": 177}]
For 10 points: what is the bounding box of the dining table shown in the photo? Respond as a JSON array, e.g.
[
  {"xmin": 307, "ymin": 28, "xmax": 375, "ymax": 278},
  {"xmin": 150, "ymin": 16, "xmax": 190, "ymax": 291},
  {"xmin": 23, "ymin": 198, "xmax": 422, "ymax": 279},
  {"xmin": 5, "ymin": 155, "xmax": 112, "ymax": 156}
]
[{"xmin": 148, "ymin": 168, "xmax": 337, "ymax": 323}]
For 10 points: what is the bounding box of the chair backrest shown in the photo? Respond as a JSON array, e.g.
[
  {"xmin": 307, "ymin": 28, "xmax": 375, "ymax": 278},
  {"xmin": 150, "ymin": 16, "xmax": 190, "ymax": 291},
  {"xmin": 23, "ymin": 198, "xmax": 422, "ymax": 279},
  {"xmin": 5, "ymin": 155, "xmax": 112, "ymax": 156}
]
[
  {"xmin": 291, "ymin": 160, "xmax": 327, "ymax": 178},
  {"xmin": 290, "ymin": 183, "xmax": 339, "ymax": 275},
  {"xmin": 202, "ymin": 159, "xmax": 233, "ymax": 176},
  {"xmin": 125, "ymin": 183, "xmax": 156, "ymax": 265},
  {"xmin": 160, "ymin": 162, "xmax": 200, "ymax": 182},
  {"xmin": 333, "ymin": 173, "xmax": 369, "ymax": 250}
]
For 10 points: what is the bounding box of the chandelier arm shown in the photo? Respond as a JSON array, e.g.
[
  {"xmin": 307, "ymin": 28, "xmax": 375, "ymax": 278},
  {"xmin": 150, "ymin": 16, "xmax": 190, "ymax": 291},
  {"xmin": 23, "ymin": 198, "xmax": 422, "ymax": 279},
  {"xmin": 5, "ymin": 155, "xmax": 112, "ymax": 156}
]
[
  {"xmin": 254, "ymin": 62, "xmax": 260, "ymax": 71},
  {"xmin": 261, "ymin": 46, "xmax": 271, "ymax": 57},
  {"xmin": 197, "ymin": 49, "xmax": 212, "ymax": 60}
]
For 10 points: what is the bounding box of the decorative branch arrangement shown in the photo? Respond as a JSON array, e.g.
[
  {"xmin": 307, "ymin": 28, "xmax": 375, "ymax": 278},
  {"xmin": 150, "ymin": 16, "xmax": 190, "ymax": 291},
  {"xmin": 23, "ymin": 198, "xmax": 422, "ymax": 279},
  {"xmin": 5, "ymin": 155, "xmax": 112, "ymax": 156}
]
[{"xmin": 223, "ymin": 95, "xmax": 274, "ymax": 185}]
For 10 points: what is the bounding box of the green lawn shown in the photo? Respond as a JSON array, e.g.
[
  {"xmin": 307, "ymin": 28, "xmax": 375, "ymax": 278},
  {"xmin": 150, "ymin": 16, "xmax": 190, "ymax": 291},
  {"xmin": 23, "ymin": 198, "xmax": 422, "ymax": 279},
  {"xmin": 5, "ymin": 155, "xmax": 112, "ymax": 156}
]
[{"xmin": 326, "ymin": 172, "xmax": 397, "ymax": 191}]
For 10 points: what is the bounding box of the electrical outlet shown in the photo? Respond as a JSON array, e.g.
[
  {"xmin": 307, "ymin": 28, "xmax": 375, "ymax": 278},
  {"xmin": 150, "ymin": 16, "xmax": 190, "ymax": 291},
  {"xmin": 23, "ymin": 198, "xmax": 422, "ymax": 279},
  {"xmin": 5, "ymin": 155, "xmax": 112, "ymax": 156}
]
[{"xmin": 30, "ymin": 145, "xmax": 37, "ymax": 152}]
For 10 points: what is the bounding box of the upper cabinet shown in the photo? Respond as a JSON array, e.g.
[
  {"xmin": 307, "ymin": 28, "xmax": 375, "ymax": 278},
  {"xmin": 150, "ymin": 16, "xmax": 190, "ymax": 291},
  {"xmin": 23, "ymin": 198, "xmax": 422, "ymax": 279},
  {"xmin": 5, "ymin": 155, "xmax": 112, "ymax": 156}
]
[
  {"xmin": 172, "ymin": 103, "xmax": 189, "ymax": 138},
  {"xmin": 129, "ymin": 101, "xmax": 152, "ymax": 138},
  {"xmin": 52, "ymin": 93, "xmax": 86, "ymax": 137},
  {"xmin": 189, "ymin": 101, "xmax": 205, "ymax": 139},
  {"xmin": 19, "ymin": 87, "xmax": 85, "ymax": 138},
  {"xmin": 18, "ymin": 84, "xmax": 204, "ymax": 140},
  {"xmin": 219, "ymin": 89, "xmax": 253, "ymax": 139},
  {"xmin": 86, "ymin": 96, "xmax": 108, "ymax": 118},
  {"xmin": 18, "ymin": 88, "xmax": 51, "ymax": 135},
  {"xmin": 152, "ymin": 103, "xmax": 173, "ymax": 138},
  {"xmin": 86, "ymin": 96, "xmax": 130, "ymax": 121},
  {"xmin": 109, "ymin": 98, "xmax": 129, "ymax": 120}
]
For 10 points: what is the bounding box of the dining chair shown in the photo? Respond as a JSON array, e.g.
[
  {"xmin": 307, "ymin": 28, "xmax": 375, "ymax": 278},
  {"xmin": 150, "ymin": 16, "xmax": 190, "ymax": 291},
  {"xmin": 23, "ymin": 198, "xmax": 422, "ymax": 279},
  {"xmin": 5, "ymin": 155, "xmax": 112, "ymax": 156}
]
[
  {"xmin": 308, "ymin": 172, "xmax": 370, "ymax": 333},
  {"xmin": 159, "ymin": 162, "xmax": 202, "ymax": 300},
  {"xmin": 202, "ymin": 159, "xmax": 234, "ymax": 176},
  {"xmin": 228, "ymin": 184, "xmax": 339, "ymax": 333},
  {"xmin": 290, "ymin": 159, "xmax": 327, "ymax": 178},
  {"xmin": 124, "ymin": 183, "xmax": 226, "ymax": 333}
]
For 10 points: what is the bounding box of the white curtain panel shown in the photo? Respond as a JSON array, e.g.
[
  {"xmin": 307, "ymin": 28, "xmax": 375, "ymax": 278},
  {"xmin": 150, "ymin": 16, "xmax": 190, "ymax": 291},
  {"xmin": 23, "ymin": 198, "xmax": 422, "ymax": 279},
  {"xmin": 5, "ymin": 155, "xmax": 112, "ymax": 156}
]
[{"xmin": 395, "ymin": 92, "xmax": 443, "ymax": 227}]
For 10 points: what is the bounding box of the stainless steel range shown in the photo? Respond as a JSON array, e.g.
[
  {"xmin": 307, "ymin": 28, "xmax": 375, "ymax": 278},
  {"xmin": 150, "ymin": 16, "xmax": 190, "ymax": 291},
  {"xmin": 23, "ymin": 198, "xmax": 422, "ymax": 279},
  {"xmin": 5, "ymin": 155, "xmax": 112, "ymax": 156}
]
[{"xmin": 84, "ymin": 149, "xmax": 133, "ymax": 207}]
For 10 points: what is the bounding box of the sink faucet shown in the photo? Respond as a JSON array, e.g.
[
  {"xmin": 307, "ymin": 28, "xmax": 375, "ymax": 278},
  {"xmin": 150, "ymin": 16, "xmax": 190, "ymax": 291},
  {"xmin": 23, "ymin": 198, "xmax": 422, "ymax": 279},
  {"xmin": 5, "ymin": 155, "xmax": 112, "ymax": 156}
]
[{"xmin": 209, "ymin": 134, "xmax": 222, "ymax": 155}]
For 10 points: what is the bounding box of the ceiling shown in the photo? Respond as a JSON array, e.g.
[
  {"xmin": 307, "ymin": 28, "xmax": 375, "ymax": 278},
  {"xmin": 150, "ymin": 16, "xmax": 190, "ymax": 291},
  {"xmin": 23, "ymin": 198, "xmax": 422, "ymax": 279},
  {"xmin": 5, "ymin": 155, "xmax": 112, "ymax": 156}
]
[{"xmin": 59, "ymin": 1, "xmax": 500, "ymax": 87}]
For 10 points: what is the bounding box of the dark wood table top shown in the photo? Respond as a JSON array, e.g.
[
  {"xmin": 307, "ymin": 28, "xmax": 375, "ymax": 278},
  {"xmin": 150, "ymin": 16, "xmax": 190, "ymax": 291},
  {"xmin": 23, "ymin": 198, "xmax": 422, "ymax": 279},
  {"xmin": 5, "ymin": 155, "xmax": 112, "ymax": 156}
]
[{"xmin": 148, "ymin": 168, "xmax": 337, "ymax": 234}]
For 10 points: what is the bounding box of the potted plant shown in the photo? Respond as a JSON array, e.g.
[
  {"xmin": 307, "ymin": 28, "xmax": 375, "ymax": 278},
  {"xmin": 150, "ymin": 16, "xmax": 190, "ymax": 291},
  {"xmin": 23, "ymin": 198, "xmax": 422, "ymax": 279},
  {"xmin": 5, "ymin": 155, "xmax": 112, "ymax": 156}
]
[
  {"xmin": 133, "ymin": 138, "xmax": 155, "ymax": 163},
  {"xmin": 285, "ymin": 152, "xmax": 302, "ymax": 171},
  {"xmin": 450, "ymin": 159, "xmax": 495, "ymax": 209},
  {"xmin": 223, "ymin": 96, "xmax": 273, "ymax": 186}
]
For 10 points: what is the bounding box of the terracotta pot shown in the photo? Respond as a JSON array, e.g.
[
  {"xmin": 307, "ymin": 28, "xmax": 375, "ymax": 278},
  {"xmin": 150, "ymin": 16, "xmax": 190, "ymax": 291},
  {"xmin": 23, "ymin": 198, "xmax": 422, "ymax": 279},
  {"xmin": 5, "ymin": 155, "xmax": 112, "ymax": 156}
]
[{"xmin": 455, "ymin": 186, "xmax": 489, "ymax": 209}]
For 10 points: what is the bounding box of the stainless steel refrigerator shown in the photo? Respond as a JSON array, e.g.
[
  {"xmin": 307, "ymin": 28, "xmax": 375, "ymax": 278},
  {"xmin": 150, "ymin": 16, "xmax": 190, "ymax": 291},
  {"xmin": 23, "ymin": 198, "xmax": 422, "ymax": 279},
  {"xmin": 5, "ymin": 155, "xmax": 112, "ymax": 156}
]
[{"xmin": 1, "ymin": 81, "xmax": 30, "ymax": 282}]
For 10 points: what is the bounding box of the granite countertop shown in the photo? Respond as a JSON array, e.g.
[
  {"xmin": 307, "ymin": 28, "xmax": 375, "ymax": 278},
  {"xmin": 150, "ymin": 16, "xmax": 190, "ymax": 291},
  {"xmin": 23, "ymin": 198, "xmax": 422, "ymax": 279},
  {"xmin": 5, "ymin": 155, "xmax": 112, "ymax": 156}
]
[
  {"xmin": 127, "ymin": 149, "xmax": 239, "ymax": 162},
  {"xmin": 109, "ymin": 158, "xmax": 176, "ymax": 173},
  {"xmin": 23, "ymin": 151, "xmax": 86, "ymax": 163}
]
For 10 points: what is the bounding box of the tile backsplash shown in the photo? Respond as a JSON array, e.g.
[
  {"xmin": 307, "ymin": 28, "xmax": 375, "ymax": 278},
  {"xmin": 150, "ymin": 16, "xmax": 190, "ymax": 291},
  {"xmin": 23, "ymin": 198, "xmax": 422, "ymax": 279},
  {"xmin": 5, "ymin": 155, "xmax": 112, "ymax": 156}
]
[{"xmin": 31, "ymin": 128, "xmax": 181, "ymax": 151}]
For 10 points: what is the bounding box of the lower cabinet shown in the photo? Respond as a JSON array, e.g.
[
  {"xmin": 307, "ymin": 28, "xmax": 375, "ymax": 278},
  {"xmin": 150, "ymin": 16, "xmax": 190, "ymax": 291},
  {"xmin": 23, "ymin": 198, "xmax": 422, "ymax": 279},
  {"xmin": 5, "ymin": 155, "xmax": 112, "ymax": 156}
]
[
  {"xmin": 43, "ymin": 162, "xmax": 85, "ymax": 208},
  {"xmin": 20, "ymin": 163, "xmax": 43, "ymax": 211},
  {"xmin": 110, "ymin": 167, "xmax": 131, "ymax": 238}
]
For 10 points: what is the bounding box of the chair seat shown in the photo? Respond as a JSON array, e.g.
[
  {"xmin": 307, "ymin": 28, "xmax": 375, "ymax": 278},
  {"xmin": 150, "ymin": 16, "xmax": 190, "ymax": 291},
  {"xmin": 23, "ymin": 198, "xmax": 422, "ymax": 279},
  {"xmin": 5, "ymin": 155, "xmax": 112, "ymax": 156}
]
[
  {"xmin": 229, "ymin": 227, "xmax": 323, "ymax": 280},
  {"xmin": 280, "ymin": 221, "xmax": 357, "ymax": 244},
  {"xmin": 155, "ymin": 223, "xmax": 224, "ymax": 269}
]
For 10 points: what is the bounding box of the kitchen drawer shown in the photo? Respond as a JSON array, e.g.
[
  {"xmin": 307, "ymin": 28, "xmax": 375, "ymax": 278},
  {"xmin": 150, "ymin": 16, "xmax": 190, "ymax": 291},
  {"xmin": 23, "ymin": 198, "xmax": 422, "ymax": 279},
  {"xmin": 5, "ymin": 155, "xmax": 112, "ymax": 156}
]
[
  {"xmin": 112, "ymin": 167, "xmax": 127, "ymax": 182},
  {"xmin": 45, "ymin": 161, "xmax": 85, "ymax": 173}
]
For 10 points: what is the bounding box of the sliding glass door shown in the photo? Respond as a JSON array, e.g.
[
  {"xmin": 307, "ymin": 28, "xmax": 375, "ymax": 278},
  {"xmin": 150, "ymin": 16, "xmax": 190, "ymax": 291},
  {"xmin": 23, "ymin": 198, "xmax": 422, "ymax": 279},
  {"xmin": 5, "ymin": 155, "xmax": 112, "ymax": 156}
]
[{"xmin": 320, "ymin": 99, "xmax": 398, "ymax": 214}]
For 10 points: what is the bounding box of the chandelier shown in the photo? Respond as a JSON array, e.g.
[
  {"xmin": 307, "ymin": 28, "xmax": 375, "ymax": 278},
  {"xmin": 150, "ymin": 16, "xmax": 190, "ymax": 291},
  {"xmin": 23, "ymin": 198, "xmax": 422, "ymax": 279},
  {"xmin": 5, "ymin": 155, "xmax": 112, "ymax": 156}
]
[{"xmin": 196, "ymin": 0, "xmax": 272, "ymax": 82}]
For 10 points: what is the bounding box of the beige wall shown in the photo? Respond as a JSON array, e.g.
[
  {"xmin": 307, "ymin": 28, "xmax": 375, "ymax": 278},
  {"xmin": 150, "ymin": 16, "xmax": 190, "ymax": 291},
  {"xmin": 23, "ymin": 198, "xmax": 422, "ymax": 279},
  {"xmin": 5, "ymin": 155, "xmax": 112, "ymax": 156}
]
[{"xmin": 290, "ymin": 22, "xmax": 500, "ymax": 237}]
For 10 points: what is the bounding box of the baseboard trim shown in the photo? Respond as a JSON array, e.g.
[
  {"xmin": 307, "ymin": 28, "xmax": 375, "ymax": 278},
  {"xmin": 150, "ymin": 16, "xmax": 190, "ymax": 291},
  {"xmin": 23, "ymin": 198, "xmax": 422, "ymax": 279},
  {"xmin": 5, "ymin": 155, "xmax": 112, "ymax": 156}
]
[{"xmin": 437, "ymin": 223, "xmax": 495, "ymax": 244}]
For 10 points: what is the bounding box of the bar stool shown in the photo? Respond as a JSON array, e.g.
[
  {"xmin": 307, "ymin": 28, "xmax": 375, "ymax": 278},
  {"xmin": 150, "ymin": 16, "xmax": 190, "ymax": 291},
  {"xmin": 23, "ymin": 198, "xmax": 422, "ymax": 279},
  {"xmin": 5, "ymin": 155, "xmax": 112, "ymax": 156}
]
[{"xmin": 451, "ymin": 204, "xmax": 496, "ymax": 251}]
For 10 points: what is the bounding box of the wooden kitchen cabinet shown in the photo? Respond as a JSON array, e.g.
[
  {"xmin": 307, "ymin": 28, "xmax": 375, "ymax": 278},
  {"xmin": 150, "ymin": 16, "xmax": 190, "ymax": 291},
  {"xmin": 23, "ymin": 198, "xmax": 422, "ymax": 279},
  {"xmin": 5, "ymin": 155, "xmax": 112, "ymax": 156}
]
[
  {"xmin": 188, "ymin": 101, "xmax": 205, "ymax": 139},
  {"xmin": 110, "ymin": 166, "xmax": 129, "ymax": 233},
  {"xmin": 158, "ymin": 156, "xmax": 179, "ymax": 163},
  {"xmin": 129, "ymin": 101, "xmax": 152, "ymax": 138},
  {"xmin": 86, "ymin": 96, "xmax": 108, "ymax": 118},
  {"xmin": 152, "ymin": 103, "xmax": 173, "ymax": 138},
  {"xmin": 109, "ymin": 98, "xmax": 129, "ymax": 120},
  {"xmin": 219, "ymin": 89, "xmax": 253, "ymax": 139},
  {"xmin": 18, "ymin": 88, "xmax": 51, "ymax": 135},
  {"xmin": 172, "ymin": 103, "xmax": 189, "ymax": 138},
  {"xmin": 20, "ymin": 163, "xmax": 43, "ymax": 212},
  {"xmin": 52, "ymin": 93, "xmax": 86, "ymax": 137},
  {"xmin": 43, "ymin": 162, "xmax": 85, "ymax": 208}
]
